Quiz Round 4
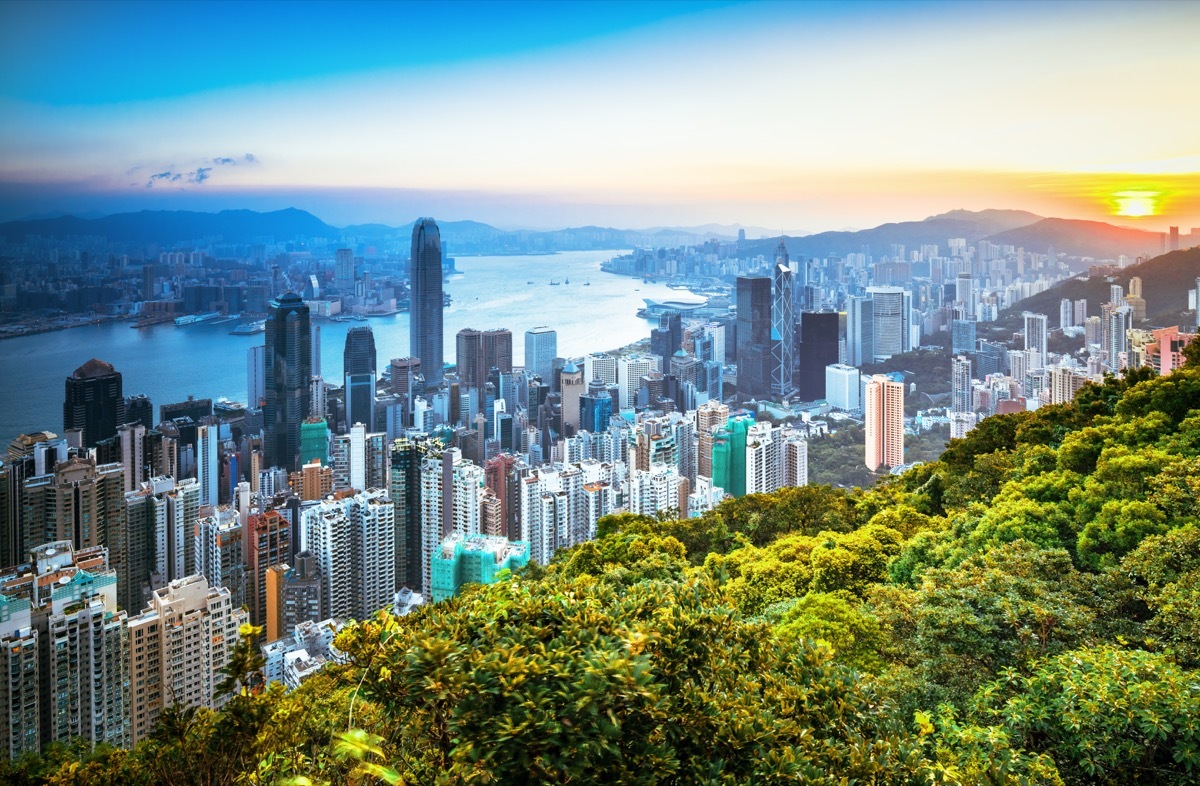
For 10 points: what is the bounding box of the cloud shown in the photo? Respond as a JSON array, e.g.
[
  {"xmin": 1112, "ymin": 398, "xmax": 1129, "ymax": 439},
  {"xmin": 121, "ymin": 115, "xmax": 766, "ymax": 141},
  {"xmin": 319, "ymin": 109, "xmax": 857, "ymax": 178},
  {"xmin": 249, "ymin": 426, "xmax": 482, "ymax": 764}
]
[
  {"xmin": 143, "ymin": 153, "xmax": 256, "ymax": 188},
  {"xmin": 145, "ymin": 171, "xmax": 182, "ymax": 188},
  {"xmin": 211, "ymin": 153, "xmax": 259, "ymax": 166}
]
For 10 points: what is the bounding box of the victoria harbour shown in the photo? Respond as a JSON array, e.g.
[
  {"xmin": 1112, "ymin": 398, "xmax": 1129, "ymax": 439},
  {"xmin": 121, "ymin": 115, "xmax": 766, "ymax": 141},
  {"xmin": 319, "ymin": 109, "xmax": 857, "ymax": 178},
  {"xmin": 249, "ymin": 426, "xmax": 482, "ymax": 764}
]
[{"xmin": 0, "ymin": 249, "xmax": 675, "ymax": 440}]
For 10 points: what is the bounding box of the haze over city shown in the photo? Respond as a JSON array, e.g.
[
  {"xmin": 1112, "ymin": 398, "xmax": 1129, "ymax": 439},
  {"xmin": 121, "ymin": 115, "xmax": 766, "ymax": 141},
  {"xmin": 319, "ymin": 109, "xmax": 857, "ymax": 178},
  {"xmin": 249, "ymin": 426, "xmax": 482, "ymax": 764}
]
[{"xmin": 2, "ymin": 0, "xmax": 1198, "ymax": 230}]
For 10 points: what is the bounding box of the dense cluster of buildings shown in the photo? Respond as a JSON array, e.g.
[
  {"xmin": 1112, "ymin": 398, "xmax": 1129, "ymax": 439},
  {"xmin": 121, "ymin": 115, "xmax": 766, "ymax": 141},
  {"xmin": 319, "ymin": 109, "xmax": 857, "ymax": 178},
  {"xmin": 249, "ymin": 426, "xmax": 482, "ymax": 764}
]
[{"xmin": 2, "ymin": 214, "xmax": 1196, "ymax": 756}]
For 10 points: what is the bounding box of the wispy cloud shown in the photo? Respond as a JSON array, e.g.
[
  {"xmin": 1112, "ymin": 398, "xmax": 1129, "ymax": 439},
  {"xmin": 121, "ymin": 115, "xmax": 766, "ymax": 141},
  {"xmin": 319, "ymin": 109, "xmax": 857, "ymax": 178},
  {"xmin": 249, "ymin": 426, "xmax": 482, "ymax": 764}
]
[
  {"xmin": 144, "ymin": 154, "xmax": 257, "ymax": 188},
  {"xmin": 211, "ymin": 153, "xmax": 258, "ymax": 166},
  {"xmin": 145, "ymin": 171, "xmax": 182, "ymax": 188}
]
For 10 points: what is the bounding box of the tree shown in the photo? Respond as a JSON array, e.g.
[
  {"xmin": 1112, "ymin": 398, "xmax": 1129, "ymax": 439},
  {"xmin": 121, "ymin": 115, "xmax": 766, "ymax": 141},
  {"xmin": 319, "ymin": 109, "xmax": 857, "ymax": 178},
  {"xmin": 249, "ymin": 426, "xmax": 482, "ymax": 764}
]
[
  {"xmin": 332, "ymin": 574, "xmax": 941, "ymax": 785},
  {"xmin": 973, "ymin": 646, "xmax": 1200, "ymax": 785}
]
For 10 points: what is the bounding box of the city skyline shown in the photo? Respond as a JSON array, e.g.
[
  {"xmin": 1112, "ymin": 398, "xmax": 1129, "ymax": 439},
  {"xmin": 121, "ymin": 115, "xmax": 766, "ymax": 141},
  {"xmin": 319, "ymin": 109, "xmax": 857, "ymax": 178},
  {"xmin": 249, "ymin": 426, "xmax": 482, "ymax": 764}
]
[{"xmin": 1, "ymin": 1, "xmax": 1197, "ymax": 230}]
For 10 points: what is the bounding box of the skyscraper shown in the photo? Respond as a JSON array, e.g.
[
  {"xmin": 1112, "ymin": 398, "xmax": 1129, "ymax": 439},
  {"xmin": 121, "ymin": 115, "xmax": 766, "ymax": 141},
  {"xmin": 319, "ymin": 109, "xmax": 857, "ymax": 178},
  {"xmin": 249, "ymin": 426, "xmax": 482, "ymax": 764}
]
[
  {"xmin": 1023, "ymin": 312, "xmax": 1048, "ymax": 368},
  {"xmin": 525, "ymin": 326, "xmax": 557, "ymax": 383},
  {"xmin": 343, "ymin": 326, "xmax": 377, "ymax": 431},
  {"xmin": 865, "ymin": 286, "xmax": 909, "ymax": 361},
  {"xmin": 63, "ymin": 359, "xmax": 125, "ymax": 448},
  {"xmin": 735, "ymin": 276, "xmax": 772, "ymax": 401},
  {"xmin": 952, "ymin": 356, "xmax": 973, "ymax": 414},
  {"xmin": 846, "ymin": 295, "xmax": 874, "ymax": 367},
  {"xmin": 771, "ymin": 263, "xmax": 795, "ymax": 398},
  {"xmin": 650, "ymin": 312, "xmax": 682, "ymax": 370},
  {"xmin": 864, "ymin": 374, "xmax": 904, "ymax": 472},
  {"xmin": 409, "ymin": 218, "xmax": 444, "ymax": 387},
  {"xmin": 264, "ymin": 293, "xmax": 312, "ymax": 471},
  {"xmin": 795, "ymin": 311, "xmax": 839, "ymax": 401},
  {"xmin": 334, "ymin": 248, "xmax": 355, "ymax": 293}
]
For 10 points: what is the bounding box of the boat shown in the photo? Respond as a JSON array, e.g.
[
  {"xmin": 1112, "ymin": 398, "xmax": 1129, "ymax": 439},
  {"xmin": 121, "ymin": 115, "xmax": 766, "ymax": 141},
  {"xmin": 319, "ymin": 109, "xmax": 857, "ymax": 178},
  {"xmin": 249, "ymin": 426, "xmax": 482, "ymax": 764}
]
[
  {"xmin": 549, "ymin": 280, "xmax": 560, "ymax": 286},
  {"xmin": 174, "ymin": 311, "xmax": 221, "ymax": 326},
  {"xmin": 230, "ymin": 320, "xmax": 266, "ymax": 335},
  {"xmin": 564, "ymin": 278, "xmax": 570, "ymax": 285},
  {"xmin": 584, "ymin": 280, "xmax": 591, "ymax": 286},
  {"xmin": 527, "ymin": 280, "xmax": 534, "ymax": 285}
]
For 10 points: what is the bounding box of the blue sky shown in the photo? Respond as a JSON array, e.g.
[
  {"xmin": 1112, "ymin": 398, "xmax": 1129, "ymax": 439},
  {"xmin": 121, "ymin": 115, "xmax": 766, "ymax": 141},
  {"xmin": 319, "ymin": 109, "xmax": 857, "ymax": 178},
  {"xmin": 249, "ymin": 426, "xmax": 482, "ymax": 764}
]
[{"xmin": 1, "ymin": 1, "xmax": 1197, "ymax": 229}]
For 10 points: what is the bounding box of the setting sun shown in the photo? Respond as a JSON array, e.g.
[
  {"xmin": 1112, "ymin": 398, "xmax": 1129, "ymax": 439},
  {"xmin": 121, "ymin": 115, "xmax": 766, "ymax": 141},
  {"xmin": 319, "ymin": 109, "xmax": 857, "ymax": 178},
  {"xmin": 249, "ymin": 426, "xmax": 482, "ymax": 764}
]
[{"xmin": 1112, "ymin": 190, "xmax": 1160, "ymax": 217}]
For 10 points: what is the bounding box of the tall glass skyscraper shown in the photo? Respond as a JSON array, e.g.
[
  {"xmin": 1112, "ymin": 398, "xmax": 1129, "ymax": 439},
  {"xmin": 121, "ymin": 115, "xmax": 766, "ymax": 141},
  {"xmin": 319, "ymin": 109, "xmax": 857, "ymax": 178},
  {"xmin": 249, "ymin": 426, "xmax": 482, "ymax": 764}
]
[
  {"xmin": 264, "ymin": 292, "xmax": 312, "ymax": 470},
  {"xmin": 735, "ymin": 276, "xmax": 772, "ymax": 401},
  {"xmin": 410, "ymin": 218, "xmax": 444, "ymax": 387},
  {"xmin": 63, "ymin": 358, "xmax": 125, "ymax": 448},
  {"xmin": 343, "ymin": 326, "xmax": 377, "ymax": 429}
]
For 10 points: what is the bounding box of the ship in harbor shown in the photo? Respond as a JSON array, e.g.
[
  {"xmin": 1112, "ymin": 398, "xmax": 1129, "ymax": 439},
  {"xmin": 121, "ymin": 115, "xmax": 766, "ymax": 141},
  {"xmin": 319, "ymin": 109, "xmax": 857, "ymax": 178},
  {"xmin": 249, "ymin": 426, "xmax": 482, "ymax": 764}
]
[
  {"xmin": 174, "ymin": 311, "xmax": 222, "ymax": 326},
  {"xmin": 230, "ymin": 320, "xmax": 266, "ymax": 335}
]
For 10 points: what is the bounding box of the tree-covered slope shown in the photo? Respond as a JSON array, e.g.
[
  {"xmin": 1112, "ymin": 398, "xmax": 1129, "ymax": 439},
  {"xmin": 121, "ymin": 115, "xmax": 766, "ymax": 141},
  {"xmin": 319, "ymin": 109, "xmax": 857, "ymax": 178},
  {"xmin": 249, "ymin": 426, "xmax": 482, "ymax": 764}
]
[{"xmin": 10, "ymin": 348, "xmax": 1200, "ymax": 785}]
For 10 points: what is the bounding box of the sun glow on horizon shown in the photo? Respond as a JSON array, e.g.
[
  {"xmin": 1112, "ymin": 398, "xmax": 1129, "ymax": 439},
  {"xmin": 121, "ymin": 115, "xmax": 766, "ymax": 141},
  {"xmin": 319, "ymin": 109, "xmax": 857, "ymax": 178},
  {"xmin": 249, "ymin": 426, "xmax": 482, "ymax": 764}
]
[{"xmin": 1112, "ymin": 190, "xmax": 1161, "ymax": 218}]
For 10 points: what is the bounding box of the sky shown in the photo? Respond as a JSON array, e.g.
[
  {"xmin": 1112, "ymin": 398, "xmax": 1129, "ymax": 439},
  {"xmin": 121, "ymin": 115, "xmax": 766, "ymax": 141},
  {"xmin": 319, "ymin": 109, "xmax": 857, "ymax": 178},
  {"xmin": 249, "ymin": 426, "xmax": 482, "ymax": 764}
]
[{"xmin": 1, "ymin": 0, "xmax": 1198, "ymax": 232}]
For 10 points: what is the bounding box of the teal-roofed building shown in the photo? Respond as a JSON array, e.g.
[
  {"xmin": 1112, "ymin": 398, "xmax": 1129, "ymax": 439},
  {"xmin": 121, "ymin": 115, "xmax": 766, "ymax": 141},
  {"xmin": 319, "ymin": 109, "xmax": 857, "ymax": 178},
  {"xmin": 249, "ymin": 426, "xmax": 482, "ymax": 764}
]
[
  {"xmin": 711, "ymin": 415, "xmax": 754, "ymax": 497},
  {"xmin": 300, "ymin": 417, "xmax": 329, "ymax": 466},
  {"xmin": 430, "ymin": 534, "xmax": 529, "ymax": 602}
]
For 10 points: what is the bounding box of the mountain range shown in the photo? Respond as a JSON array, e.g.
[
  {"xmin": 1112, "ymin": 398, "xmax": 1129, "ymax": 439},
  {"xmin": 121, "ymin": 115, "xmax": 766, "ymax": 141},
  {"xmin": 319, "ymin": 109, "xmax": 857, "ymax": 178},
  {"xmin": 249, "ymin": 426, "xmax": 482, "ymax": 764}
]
[{"xmin": 0, "ymin": 206, "xmax": 1173, "ymax": 260}]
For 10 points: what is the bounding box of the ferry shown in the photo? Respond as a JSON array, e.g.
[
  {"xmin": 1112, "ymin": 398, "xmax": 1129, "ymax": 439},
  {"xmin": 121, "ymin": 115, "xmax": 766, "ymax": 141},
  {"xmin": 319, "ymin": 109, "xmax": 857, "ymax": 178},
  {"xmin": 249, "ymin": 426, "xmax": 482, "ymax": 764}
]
[
  {"xmin": 230, "ymin": 320, "xmax": 266, "ymax": 335},
  {"xmin": 174, "ymin": 311, "xmax": 221, "ymax": 326}
]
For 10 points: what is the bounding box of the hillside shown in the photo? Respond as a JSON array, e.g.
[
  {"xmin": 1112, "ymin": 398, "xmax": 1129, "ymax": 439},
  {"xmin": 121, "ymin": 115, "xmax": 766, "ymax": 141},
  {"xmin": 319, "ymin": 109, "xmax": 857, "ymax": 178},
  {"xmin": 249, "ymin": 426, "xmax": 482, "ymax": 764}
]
[
  {"xmin": 11, "ymin": 353, "xmax": 1200, "ymax": 785},
  {"xmin": 985, "ymin": 216, "xmax": 1163, "ymax": 260},
  {"xmin": 998, "ymin": 245, "xmax": 1200, "ymax": 330},
  {"xmin": 0, "ymin": 207, "xmax": 338, "ymax": 244},
  {"xmin": 741, "ymin": 208, "xmax": 1043, "ymax": 260}
]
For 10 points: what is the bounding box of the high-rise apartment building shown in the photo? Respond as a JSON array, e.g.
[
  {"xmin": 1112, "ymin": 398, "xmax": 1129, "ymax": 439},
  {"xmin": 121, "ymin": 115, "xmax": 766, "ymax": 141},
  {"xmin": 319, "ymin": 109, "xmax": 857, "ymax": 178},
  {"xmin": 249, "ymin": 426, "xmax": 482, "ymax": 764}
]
[
  {"xmin": 410, "ymin": 218, "xmax": 444, "ymax": 387},
  {"xmin": 197, "ymin": 423, "xmax": 219, "ymax": 508},
  {"xmin": 331, "ymin": 423, "xmax": 389, "ymax": 492},
  {"xmin": 952, "ymin": 356, "xmax": 973, "ymax": 414},
  {"xmin": 390, "ymin": 437, "xmax": 431, "ymax": 591},
  {"xmin": 1060, "ymin": 298, "xmax": 1073, "ymax": 330},
  {"xmin": 696, "ymin": 400, "xmax": 729, "ymax": 480},
  {"xmin": 245, "ymin": 508, "xmax": 291, "ymax": 630},
  {"xmin": 1103, "ymin": 303, "xmax": 1132, "ymax": 371},
  {"xmin": 0, "ymin": 542, "xmax": 129, "ymax": 755},
  {"xmin": 264, "ymin": 293, "xmax": 312, "ymax": 471},
  {"xmin": 864, "ymin": 374, "xmax": 904, "ymax": 472},
  {"xmin": 127, "ymin": 575, "xmax": 247, "ymax": 745},
  {"xmin": 21, "ymin": 455, "xmax": 124, "ymax": 561},
  {"xmin": 419, "ymin": 449, "xmax": 484, "ymax": 592},
  {"xmin": 63, "ymin": 359, "xmax": 125, "ymax": 448},
  {"xmin": 1023, "ymin": 312, "xmax": 1048, "ymax": 368},
  {"xmin": 194, "ymin": 506, "xmax": 246, "ymax": 610},
  {"xmin": 264, "ymin": 550, "xmax": 322, "ymax": 642},
  {"xmin": 301, "ymin": 488, "xmax": 395, "ymax": 622}
]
